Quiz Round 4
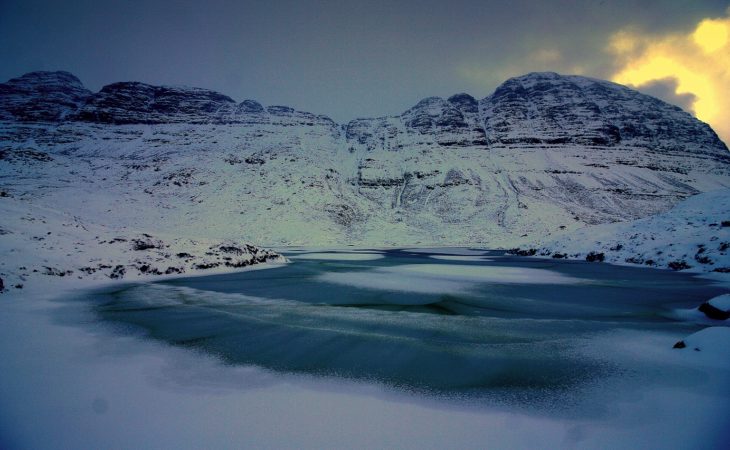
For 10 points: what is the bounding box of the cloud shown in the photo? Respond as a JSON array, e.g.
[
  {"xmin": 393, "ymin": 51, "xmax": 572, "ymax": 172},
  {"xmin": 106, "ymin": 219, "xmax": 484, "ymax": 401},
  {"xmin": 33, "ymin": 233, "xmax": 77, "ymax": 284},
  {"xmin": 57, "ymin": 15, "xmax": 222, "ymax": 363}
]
[
  {"xmin": 532, "ymin": 49, "xmax": 563, "ymax": 65},
  {"xmin": 609, "ymin": 10, "xmax": 730, "ymax": 145},
  {"xmin": 459, "ymin": 47, "xmax": 592, "ymax": 90},
  {"xmin": 633, "ymin": 78, "xmax": 697, "ymax": 113}
]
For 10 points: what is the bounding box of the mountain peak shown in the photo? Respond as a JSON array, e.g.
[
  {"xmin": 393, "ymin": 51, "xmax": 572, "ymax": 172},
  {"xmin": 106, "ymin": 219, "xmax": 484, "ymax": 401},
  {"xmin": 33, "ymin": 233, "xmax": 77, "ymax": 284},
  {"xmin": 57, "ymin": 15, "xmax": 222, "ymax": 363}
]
[
  {"xmin": 447, "ymin": 93, "xmax": 478, "ymax": 114},
  {"xmin": 407, "ymin": 96, "xmax": 447, "ymax": 111},
  {"xmin": 514, "ymin": 71, "xmax": 561, "ymax": 79},
  {"xmin": 483, "ymin": 71, "xmax": 728, "ymax": 152},
  {"xmin": 0, "ymin": 70, "xmax": 91, "ymax": 121},
  {"xmin": 73, "ymin": 81, "xmax": 239, "ymax": 124},
  {"xmin": 238, "ymin": 99, "xmax": 265, "ymax": 114},
  {"xmin": 6, "ymin": 70, "xmax": 86, "ymax": 88}
]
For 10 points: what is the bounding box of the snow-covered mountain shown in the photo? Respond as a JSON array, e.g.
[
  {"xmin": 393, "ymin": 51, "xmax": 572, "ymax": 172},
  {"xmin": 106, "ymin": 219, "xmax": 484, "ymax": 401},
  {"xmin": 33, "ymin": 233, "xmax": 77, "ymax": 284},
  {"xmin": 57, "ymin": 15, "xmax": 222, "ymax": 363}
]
[
  {"xmin": 1, "ymin": 70, "xmax": 729, "ymax": 252},
  {"xmin": 517, "ymin": 187, "xmax": 730, "ymax": 274}
]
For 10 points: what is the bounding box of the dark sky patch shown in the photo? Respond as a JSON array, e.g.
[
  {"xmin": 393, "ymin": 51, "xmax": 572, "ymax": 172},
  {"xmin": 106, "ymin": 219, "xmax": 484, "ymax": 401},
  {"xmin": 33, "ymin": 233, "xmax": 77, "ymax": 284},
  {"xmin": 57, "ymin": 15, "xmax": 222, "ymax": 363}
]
[{"xmin": 0, "ymin": 0, "xmax": 727, "ymax": 121}]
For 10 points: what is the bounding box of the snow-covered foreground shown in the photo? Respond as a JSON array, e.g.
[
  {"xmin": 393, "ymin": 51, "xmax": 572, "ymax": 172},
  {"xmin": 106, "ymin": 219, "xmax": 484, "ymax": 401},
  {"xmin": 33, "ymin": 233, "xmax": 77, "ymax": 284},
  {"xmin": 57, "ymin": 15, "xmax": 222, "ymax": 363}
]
[
  {"xmin": 0, "ymin": 294, "xmax": 726, "ymax": 449},
  {"xmin": 2, "ymin": 254, "xmax": 729, "ymax": 449}
]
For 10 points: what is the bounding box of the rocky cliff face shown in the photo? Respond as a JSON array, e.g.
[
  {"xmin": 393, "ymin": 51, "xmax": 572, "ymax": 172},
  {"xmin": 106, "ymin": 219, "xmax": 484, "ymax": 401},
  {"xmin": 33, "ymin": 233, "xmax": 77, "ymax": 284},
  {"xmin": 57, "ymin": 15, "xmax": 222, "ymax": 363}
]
[
  {"xmin": 347, "ymin": 72, "xmax": 726, "ymax": 154},
  {"xmin": 344, "ymin": 72, "xmax": 729, "ymax": 239},
  {"xmin": 3, "ymin": 70, "xmax": 723, "ymax": 152},
  {"xmin": 480, "ymin": 72, "xmax": 725, "ymax": 154},
  {"xmin": 0, "ymin": 71, "xmax": 336, "ymax": 128},
  {"xmin": 72, "ymin": 82, "xmax": 237, "ymax": 124},
  {"xmin": 0, "ymin": 71, "xmax": 91, "ymax": 121},
  {"xmin": 0, "ymin": 70, "xmax": 728, "ymax": 246}
]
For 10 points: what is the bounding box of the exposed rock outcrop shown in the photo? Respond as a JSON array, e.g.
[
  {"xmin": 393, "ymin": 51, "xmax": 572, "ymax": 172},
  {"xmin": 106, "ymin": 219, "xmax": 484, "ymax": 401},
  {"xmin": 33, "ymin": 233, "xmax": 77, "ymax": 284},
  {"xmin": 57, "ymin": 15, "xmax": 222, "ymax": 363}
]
[{"xmin": 0, "ymin": 71, "xmax": 91, "ymax": 121}]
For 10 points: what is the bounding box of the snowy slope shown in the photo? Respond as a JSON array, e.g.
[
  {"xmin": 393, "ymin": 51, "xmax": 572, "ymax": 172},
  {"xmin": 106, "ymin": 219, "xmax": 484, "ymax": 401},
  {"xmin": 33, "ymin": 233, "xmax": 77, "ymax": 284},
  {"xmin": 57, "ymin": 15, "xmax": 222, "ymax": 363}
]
[
  {"xmin": 526, "ymin": 188, "xmax": 730, "ymax": 274},
  {"xmin": 1, "ymin": 70, "xmax": 729, "ymax": 252},
  {"xmin": 0, "ymin": 194, "xmax": 285, "ymax": 292}
]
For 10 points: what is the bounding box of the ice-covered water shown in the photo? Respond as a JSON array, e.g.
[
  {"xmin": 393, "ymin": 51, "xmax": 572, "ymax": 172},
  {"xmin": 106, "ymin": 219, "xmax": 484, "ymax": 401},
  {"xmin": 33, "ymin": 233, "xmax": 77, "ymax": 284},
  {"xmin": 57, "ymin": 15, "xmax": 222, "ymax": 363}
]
[
  {"xmin": 83, "ymin": 249, "xmax": 725, "ymax": 398},
  {"xmin": 3, "ymin": 248, "xmax": 730, "ymax": 449},
  {"xmin": 289, "ymin": 252, "xmax": 385, "ymax": 260}
]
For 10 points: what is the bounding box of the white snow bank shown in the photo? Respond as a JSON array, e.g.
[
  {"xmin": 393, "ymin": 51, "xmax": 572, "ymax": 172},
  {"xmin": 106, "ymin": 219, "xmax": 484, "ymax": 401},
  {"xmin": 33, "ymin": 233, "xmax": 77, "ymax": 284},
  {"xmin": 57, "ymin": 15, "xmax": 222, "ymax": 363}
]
[
  {"xmin": 669, "ymin": 308, "xmax": 730, "ymax": 327},
  {"xmin": 708, "ymin": 294, "xmax": 730, "ymax": 311},
  {"xmin": 667, "ymin": 292, "xmax": 730, "ymax": 326},
  {"xmin": 674, "ymin": 327, "xmax": 730, "ymax": 368}
]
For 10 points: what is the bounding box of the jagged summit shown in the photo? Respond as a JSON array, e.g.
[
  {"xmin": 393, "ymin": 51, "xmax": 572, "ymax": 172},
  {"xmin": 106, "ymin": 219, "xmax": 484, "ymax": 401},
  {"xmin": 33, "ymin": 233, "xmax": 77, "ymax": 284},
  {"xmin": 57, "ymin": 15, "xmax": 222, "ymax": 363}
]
[
  {"xmin": 73, "ymin": 81, "xmax": 237, "ymax": 124},
  {"xmin": 481, "ymin": 72, "xmax": 727, "ymax": 153},
  {"xmin": 6, "ymin": 70, "xmax": 85, "ymax": 87},
  {"xmin": 238, "ymin": 99, "xmax": 265, "ymax": 114},
  {"xmin": 0, "ymin": 71, "xmax": 91, "ymax": 121},
  {"xmin": 0, "ymin": 71, "xmax": 335, "ymax": 126},
  {"xmin": 447, "ymin": 93, "xmax": 478, "ymax": 114},
  {"xmin": 506, "ymin": 71, "xmax": 567, "ymax": 85}
]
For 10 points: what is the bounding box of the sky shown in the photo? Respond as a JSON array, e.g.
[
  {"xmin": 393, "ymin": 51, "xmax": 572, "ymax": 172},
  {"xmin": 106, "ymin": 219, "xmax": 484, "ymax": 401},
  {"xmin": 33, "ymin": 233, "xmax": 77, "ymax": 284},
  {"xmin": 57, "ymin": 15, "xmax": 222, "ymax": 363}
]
[{"xmin": 0, "ymin": 0, "xmax": 729, "ymax": 143}]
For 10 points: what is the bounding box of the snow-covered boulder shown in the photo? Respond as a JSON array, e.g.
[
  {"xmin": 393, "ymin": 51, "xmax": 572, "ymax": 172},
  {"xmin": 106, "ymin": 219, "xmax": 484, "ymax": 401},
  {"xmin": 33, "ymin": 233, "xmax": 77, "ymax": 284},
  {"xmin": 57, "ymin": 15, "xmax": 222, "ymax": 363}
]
[{"xmin": 698, "ymin": 294, "xmax": 730, "ymax": 320}]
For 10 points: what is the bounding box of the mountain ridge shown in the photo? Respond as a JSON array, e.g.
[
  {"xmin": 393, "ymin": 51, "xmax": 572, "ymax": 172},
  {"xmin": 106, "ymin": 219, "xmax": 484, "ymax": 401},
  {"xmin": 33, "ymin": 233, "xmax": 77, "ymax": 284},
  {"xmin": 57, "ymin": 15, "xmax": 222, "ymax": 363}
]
[
  {"xmin": 1, "ymin": 69, "xmax": 729, "ymax": 251},
  {"xmin": 2, "ymin": 70, "xmax": 727, "ymax": 154}
]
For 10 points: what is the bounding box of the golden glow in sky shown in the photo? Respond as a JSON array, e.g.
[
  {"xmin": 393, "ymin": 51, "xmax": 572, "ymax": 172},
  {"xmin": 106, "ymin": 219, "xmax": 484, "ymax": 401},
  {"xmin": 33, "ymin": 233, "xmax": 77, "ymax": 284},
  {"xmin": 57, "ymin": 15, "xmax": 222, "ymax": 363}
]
[
  {"xmin": 694, "ymin": 19, "xmax": 728, "ymax": 53},
  {"xmin": 610, "ymin": 11, "xmax": 730, "ymax": 145}
]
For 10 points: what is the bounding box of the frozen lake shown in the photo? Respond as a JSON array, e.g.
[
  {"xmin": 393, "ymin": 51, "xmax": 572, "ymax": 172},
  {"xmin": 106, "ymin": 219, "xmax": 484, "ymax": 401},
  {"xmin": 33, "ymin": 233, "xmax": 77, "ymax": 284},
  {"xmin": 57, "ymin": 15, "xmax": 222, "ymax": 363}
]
[
  {"xmin": 85, "ymin": 248, "xmax": 723, "ymax": 398},
  {"xmin": 2, "ymin": 248, "xmax": 728, "ymax": 449}
]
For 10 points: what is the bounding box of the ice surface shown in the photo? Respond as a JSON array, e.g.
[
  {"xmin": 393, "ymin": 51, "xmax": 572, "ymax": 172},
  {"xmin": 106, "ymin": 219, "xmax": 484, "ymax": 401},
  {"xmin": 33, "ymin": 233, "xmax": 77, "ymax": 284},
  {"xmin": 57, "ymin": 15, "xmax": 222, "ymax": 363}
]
[
  {"xmin": 404, "ymin": 248, "xmax": 490, "ymax": 256},
  {"xmin": 318, "ymin": 269, "xmax": 471, "ymax": 294},
  {"xmin": 429, "ymin": 255, "xmax": 493, "ymax": 262},
  {"xmin": 396, "ymin": 264, "xmax": 586, "ymax": 284},
  {"xmin": 290, "ymin": 252, "xmax": 384, "ymax": 261},
  {"xmin": 319, "ymin": 263, "xmax": 586, "ymax": 294}
]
